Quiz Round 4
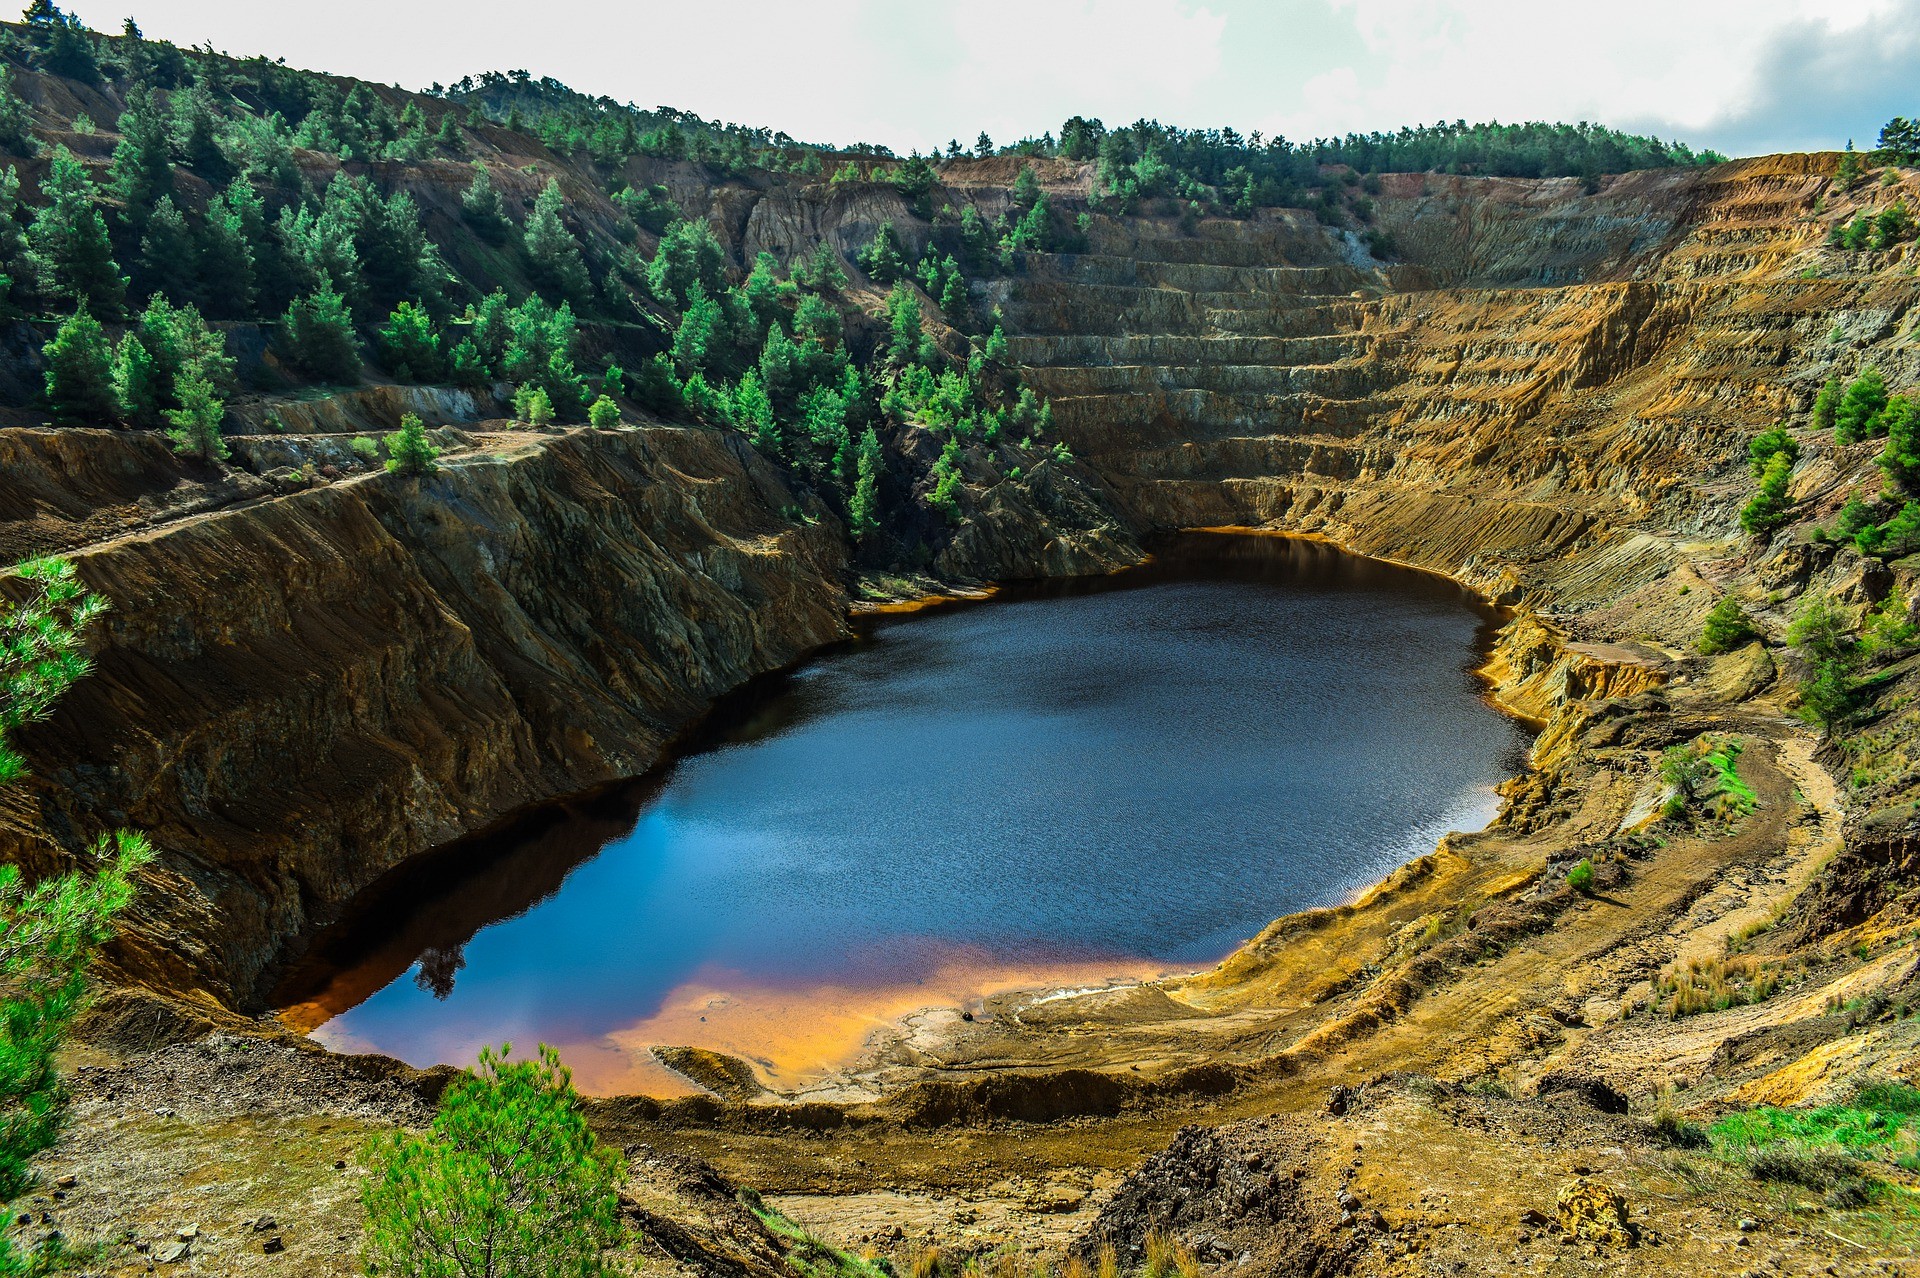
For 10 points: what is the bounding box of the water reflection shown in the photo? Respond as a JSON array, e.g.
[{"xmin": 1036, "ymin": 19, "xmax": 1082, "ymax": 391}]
[{"xmin": 274, "ymin": 533, "xmax": 1534, "ymax": 1093}]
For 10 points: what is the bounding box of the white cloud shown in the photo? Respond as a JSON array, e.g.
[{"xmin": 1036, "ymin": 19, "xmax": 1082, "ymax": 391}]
[
  {"xmin": 70, "ymin": 0, "xmax": 1228, "ymax": 152},
  {"xmin": 59, "ymin": 0, "xmax": 1920, "ymax": 156},
  {"xmin": 1257, "ymin": 0, "xmax": 1910, "ymax": 148},
  {"xmin": 946, "ymin": 0, "xmax": 1227, "ymax": 114}
]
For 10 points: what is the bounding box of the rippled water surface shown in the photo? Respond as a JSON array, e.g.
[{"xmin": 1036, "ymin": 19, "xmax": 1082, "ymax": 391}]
[{"xmin": 282, "ymin": 535, "xmax": 1533, "ymax": 1092}]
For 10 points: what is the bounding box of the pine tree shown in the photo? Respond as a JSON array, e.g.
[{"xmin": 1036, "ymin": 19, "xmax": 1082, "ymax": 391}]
[
  {"xmin": 447, "ymin": 337, "xmax": 488, "ymax": 390},
  {"xmin": 731, "ymin": 367, "xmax": 779, "ymax": 455},
  {"xmin": 384, "ymin": 411, "xmax": 439, "ymax": 476},
  {"xmin": 886, "ymin": 283, "xmax": 925, "ymax": 365},
  {"xmin": 0, "ymin": 167, "xmax": 38, "ymax": 315},
  {"xmin": 460, "ymin": 164, "xmax": 509, "ymax": 242},
  {"xmin": 513, "ymin": 383, "xmax": 555, "ymax": 427},
  {"xmin": 360, "ymin": 1045, "xmax": 620, "ymax": 1278},
  {"xmin": 1010, "ymin": 165, "xmax": 1042, "ymax": 209},
  {"xmin": 111, "ymin": 332, "xmax": 160, "ymax": 425},
  {"xmin": 849, "ymin": 426, "xmax": 882, "ymax": 536},
  {"xmin": 129, "ymin": 295, "xmax": 235, "ymax": 403},
  {"xmin": 939, "ymin": 260, "xmax": 968, "ymax": 323},
  {"xmin": 468, "ymin": 289, "xmax": 514, "ymax": 372},
  {"xmin": 135, "ymin": 195, "xmax": 195, "ymax": 304},
  {"xmin": 1837, "ymin": 140, "xmax": 1863, "ymax": 190},
  {"xmin": 793, "ymin": 242, "xmax": 847, "ymax": 293},
  {"xmin": 1880, "ymin": 395, "xmax": 1920, "ymax": 494},
  {"xmin": 857, "ymin": 222, "xmax": 907, "ymax": 284},
  {"xmin": 361, "ymin": 188, "xmax": 443, "ymax": 312},
  {"xmin": 791, "ymin": 382, "xmax": 846, "ymax": 481},
  {"xmin": 647, "ymin": 218, "xmax": 729, "ymax": 308},
  {"xmin": 28, "ymin": 147, "xmax": 124, "ymax": 316},
  {"xmin": 1836, "ymin": 368, "xmax": 1890, "ymax": 443},
  {"xmin": 524, "ymin": 178, "xmax": 590, "ymax": 305},
  {"xmin": 109, "ymin": 85, "xmax": 173, "ymax": 217},
  {"xmin": 587, "ymin": 394, "xmax": 620, "ymax": 429},
  {"xmin": 599, "ymin": 364, "xmax": 624, "ymax": 401},
  {"xmin": 41, "ymin": 307, "xmax": 115, "ymax": 423},
  {"xmin": 282, "ymin": 281, "xmax": 361, "ymax": 382},
  {"xmin": 927, "ymin": 437, "xmax": 963, "ymax": 521},
  {"xmin": 376, "ymin": 301, "xmax": 444, "ymax": 382},
  {"xmin": 891, "ymin": 152, "xmax": 938, "ymax": 216},
  {"xmin": 1003, "ymin": 193, "xmax": 1051, "ymax": 252},
  {"xmin": 196, "ymin": 190, "xmax": 255, "ymax": 319},
  {"xmin": 759, "ymin": 324, "xmax": 801, "ymax": 407},
  {"xmin": 169, "ymin": 81, "xmax": 228, "ymax": 181},
  {"xmin": 671, "ymin": 282, "xmax": 725, "ymax": 374},
  {"xmin": 738, "ymin": 251, "xmax": 787, "ymax": 341},
  {"xmin": 1812, "ymin": 374, "xmax": 1842, "ymax": 430},
  {"xmin": 1739, "ymin": 450, "xmax": 1795, "ymax": 536},
  {"xmin": 0, "ymin": 67, "xmax": 36, "ymax": 155},
  {"xmin": 214, "ymin": 177, "xmax": 290, "ymax": 311},
  {"xmin": 794, "ymin": 296, "xmax": 840, "ymax": 351},
  {"xmin": 958, "ymin": 206, "xmax": 996, "ymax": 271},
  {"xmin": 225, "ymin": 111, "xmax": 299, "ymax": 188},
  {"xmin": 21, "ymin": 1, "xmax": 99, "ymax": 84},
  {"xmin": 0, "ymin": 554, "xmax": 150, "ymax": 1278},
  {"xmin": 163, "ymin": 362, "xmax": 227, "ymax": 461}
]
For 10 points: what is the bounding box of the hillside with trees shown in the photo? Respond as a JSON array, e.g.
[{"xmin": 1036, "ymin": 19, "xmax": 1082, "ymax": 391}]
[{"xmin": 0, "ymin": 3, "xmax": 1730, "ymax": 576}]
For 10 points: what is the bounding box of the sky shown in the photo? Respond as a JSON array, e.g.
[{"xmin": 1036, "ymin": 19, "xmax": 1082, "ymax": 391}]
[{"xmin": 54, "ymin": 0, "xmax": 1920, "ymax": 158}]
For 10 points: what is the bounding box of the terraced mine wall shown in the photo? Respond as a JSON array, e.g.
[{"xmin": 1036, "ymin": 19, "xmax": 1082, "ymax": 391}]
[{"xmin": 3, "ymin": 149, "xmax": 1914, "ymax": 1028}]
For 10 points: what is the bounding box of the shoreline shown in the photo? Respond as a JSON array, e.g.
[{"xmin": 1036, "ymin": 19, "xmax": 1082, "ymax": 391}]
[{"xmin": 265, "ymin": 526, "xmax": 1635, "ymax": 1105}]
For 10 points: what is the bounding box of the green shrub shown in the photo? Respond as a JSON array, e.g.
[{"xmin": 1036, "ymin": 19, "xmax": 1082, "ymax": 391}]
[
  {"xmin": 1836, "ymin": 368, "xmax": 1890, "ymax": 443},
  {"xmin": 162, "ymin": 365, "xmax": 228, "ymax": 462},
  {"xmin": 41, "ymin": 307, "xmax": 116, "ymax": 424},
  {"xmin": 1748, "ymin": 425, "xmax": 1799, "ymax": 477},
  {"xmin": 514, "ymin": 383, "xmax": 555, "ymax": 428},
  {"xmin": 361, "ymin": 1044, "xmax": 622, "ymax": 1278},
  {"xmin": 1651, "ymin": 1110, "xmax": 1710, "ymax": 1149},
  {"xmin": 587, "ymin": 394, "xmax": 619, "ymax": 430},
  {"xmin": 376, "ymin": 300, "xmax": 445, "ymax": 382},
  {"xmin": 1660, "ymin": 736, "xmax": 1755, "ymax": 822},
  {"xmin": 1813, "ymin": 374, "xmax": 1842, "ymax": 430},
  {"xmin": 0, "ymin": 557, "xmax": 151, "ymax": 1271},
  {"xmin": 350, "ymin": 435, "xmax": 379, "ymax": 460},
  {"xmin": 1710, "ymin": 1081, "xmax": 1920, "ymax": 1191},
  {"xmin": 384, "ymin": 412, "xmax": 438, "ymax": 477},
  {"xmin": 281, "ymin": 281, "xmax": 361, "ymax": 383},
  {"xmin": 1566, "ymin": 859, "xmax": 1596, "ymax": 894},
  {"xmin": 1739, "ymin": 450, "xmax": 1795, "ymax": 536},
  {"xmin": 1699, "ymin": 595, "xmax": 1757, "ymax": 654}
]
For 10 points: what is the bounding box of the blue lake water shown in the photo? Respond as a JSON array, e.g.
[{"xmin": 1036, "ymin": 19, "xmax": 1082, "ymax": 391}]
[{"xmin": 281, "ymin": 534, "xmax": 1533, "ymax": 1092}]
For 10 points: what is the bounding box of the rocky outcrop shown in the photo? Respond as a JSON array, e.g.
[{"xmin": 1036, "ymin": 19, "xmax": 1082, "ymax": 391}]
[
  {"xmin": 10, "ymin": 145, "xmax": 1918, "ymax": 1054},
  {"xmin": 0, "ymin": 424, "xmax": 854, "ymax": 1006}
]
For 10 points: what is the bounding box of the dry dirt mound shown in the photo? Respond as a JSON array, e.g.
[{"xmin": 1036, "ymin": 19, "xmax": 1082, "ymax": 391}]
[{"xmin": 1079, "ymin": 1120, "xmax": 1357, "ymax": 1278}]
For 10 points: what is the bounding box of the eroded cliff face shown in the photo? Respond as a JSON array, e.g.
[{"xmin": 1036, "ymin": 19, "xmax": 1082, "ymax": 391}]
[
  {"xmin": 11, "ymin": 142, "xmax": 1920, "ymax": 1272},
  {"xmin": 0, "ymin": 424, "xmax": 859, "ymax": 1008},
  {"xmin": 980, "ymin": 155, "xmax": 1862, "ymax": 618},
  {"xmin": 6, "ymin": 147, "xmax": 1916, "ymax": 1057}
]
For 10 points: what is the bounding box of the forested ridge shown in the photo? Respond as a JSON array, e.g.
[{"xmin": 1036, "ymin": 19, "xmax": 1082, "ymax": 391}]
[{"xmin": 0, "ymin": 3, "xmax": 1728, "ymax": 571}]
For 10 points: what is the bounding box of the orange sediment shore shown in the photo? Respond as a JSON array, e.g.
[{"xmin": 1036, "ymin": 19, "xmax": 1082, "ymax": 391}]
[{"xmin": 301, "ymin": 950, "xmax": 1172, "ymax": 1098}]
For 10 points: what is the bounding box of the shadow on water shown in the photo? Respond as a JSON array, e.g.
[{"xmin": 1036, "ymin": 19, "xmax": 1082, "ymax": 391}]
[{"xmin": 267, "ymin": 531, "xmax": 1528, "ymax": 1085}]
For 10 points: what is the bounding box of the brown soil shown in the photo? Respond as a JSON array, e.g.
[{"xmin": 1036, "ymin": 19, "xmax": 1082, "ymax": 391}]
[{"xmin": 3, "ymin": 74, "xmax": 1919, "ymax": 1275}]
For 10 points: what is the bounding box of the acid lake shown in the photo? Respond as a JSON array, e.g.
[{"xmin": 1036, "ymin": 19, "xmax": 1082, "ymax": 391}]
[{"xmin": 280, "ymin": 534, "xmax": 1534, "ymax": 1093}]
